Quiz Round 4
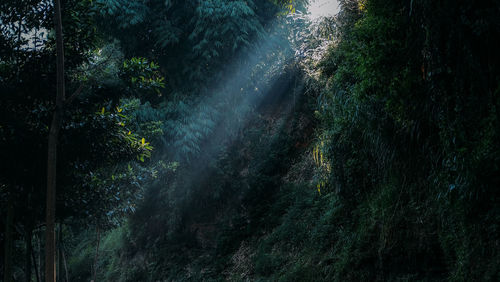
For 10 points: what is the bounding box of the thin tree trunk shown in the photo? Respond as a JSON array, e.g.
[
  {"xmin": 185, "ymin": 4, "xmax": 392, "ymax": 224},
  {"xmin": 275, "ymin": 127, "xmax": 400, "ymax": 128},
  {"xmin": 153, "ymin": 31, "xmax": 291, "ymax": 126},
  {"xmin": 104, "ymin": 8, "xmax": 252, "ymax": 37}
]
[
  {"xmin": 57, "ymin": 224, "xmax": 68, "ymax": 282},
  {"xmin": 37, "ymin": 231, "xmax": 42, "ymax": 282},
  {"xmin": 3, "ymin": 197, "xmax": 14, "ymax": 282},
  {"xmin": 57, "ymin": 224, "xmax": 61, "ymax": 282},
  {"xmin": 31, "ymin": 243, "xmax": 40, "ymax": 282},
  {"xmin": 46, "ymin": 0, "xmax": 65, "ymax": 281},
  {"xmin": 26, "ymin": 227, "xmax": 33, "ymax": 282},
  {"xmin": 92, "ymin": 227, "xmax": 101, "ymax": 282},
  {"xmin": 61, "ymin": 239, "xmax": 69, "ymax": 282}
]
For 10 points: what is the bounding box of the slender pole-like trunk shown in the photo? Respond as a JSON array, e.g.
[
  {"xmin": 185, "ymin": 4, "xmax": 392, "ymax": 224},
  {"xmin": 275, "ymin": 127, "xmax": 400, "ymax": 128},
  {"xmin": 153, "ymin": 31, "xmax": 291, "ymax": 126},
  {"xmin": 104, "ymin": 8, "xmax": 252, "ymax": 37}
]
[
  {"xmin": 25, "ymin": 227, "xmax": 33, "ymax": 282},
  {"xmin": 46, "ymin": 0, "xmax": 65, "ymax": 281},
  {"xmin": 61, "ymin": 238, "xmax": 69, "ymax": 282},
  {"xmin": 37, "ymin": 232, "xmax": 42, "ymax": 281},
  {"xmin": 92, "ymin": 227, "xmax": 101, "ymax": 282},
  {"xmin": 3, "ymin": 197, "xmax": 14, "ymax": 282},
  {"xmin": 31, "ymin": 243, "xmax": 40, "ymax": 282},
  {"xmin": 57, "ymin": 223, "xmax": 68, "ymax": 282},
  {"xmin": 57, "ymin": 224, "xmax": 61, "ymax": 282}
]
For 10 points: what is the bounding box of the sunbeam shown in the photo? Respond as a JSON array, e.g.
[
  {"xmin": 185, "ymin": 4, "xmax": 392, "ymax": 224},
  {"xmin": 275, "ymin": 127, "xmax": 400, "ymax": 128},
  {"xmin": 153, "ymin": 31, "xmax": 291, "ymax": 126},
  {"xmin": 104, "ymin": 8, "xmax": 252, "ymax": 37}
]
[{"xmin": 166, "ymin": 18, "xmax": 301, "ymax": 164}]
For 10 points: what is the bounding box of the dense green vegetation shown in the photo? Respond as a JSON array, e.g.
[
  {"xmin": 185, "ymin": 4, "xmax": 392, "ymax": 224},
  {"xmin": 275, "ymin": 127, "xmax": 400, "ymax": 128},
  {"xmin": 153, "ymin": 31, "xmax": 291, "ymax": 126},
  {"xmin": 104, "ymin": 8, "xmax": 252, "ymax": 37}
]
[{"xmin": 1, "ymin": 0, "xmax": 499, "ymax": 281}]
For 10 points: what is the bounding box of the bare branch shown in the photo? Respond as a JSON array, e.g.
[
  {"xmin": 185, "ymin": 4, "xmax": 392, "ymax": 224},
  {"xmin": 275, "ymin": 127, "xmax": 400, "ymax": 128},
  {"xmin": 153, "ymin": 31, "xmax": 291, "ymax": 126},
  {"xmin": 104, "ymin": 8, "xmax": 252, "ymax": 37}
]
[{"xmin": 65, "ymin": 83, "xmax": 85, "ymax": 106}]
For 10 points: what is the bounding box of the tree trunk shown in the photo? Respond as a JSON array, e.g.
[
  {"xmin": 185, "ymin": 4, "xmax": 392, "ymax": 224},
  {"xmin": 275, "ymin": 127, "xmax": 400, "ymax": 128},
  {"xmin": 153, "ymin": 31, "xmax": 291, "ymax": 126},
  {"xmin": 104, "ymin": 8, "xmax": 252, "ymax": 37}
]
[
  {"xmin": 31, "ymin": 243, "xmax": 40, "ymax": 282},
  {"xmin": 37, "ymin": 232, "xmax": 42, "ymax": 282},
  {"xmin": 3, "ymin": 197, "xmax": 14, "ymax": 282},
  {"xmin": 46, "ymin": 0, "xmax": 65, "ymax": 281},
  {"xmin": 57, "ymin": 224, "xmax": 61, "ymax": 282},
  {"xmin": 92, "ymin": 227, "xmax": 101, "ymax": 282},
  {"xmin": 61, "ymin": 239, "xmax": 69, "ymax": 282},
  {"xmin": 25, "ymin": 227, "xmax": 33, "ymax": 282},
  {"xmin": 57, "ymin": 224, "xmax": 68, "ymax": 282}
]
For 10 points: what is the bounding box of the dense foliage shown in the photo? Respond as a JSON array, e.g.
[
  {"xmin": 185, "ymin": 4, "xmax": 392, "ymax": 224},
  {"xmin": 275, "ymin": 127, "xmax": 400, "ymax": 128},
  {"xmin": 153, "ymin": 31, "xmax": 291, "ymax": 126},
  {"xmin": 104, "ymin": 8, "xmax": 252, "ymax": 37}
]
[{"xmin": 1, "ymin": 0, "xmax": 499, "ymax": 281}]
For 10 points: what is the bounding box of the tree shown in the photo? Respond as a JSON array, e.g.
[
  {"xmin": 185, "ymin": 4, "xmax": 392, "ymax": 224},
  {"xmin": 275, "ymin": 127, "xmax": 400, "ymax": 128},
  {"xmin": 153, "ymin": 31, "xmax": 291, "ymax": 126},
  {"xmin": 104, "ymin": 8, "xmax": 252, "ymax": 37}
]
[
  {"xmin": 45, "ymin": 0, "xmax": 65, "ymax": 280},
  {"xmin": 1, "ymin": 1, "xmax": 161, "ymax": 280}
]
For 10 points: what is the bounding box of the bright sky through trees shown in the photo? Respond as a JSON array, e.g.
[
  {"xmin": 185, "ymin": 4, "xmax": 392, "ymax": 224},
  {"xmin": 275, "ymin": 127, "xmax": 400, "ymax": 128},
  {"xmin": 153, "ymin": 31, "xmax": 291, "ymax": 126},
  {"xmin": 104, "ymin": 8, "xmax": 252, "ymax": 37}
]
[{"xmin": 307, "ymin": 0, "xmax": 339, "ymax": 20}]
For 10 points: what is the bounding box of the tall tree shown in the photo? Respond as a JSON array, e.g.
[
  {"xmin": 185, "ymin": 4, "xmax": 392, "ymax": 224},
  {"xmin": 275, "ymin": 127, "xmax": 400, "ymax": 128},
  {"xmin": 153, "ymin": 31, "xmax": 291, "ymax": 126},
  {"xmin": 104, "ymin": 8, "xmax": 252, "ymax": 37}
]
[
  {"xmin": 1, "ymin": 1, "xmax": 161, "ymax": 280},
  {"xmin": 45, "ymin": 0, "xmax": 65, "ymax": 280}
]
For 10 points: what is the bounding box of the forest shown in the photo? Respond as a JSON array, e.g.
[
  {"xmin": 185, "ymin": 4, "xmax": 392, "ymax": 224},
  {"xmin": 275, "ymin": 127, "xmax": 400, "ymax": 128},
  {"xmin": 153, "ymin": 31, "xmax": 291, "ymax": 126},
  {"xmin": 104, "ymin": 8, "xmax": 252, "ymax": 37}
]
[{"xmin": 1, "ymin": 0, "xmax": 499, "ymax": 281}]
